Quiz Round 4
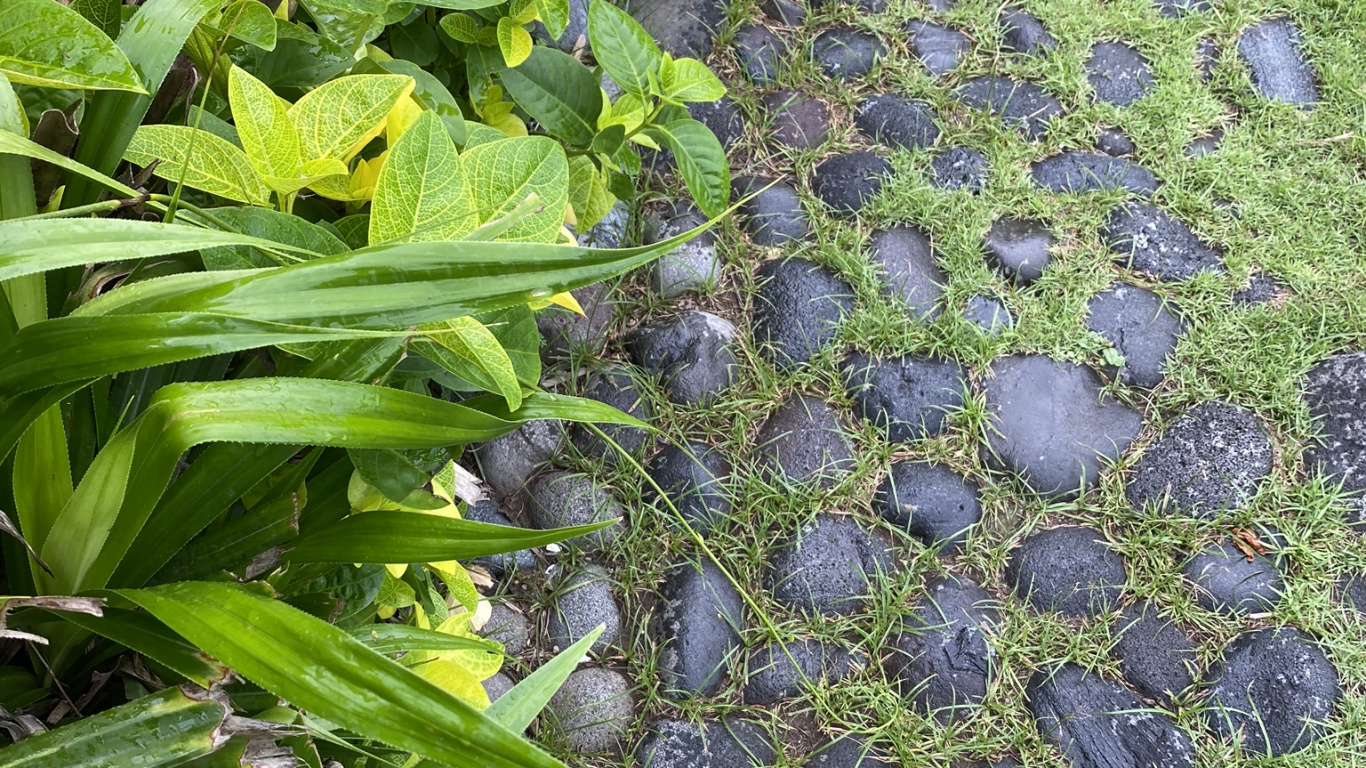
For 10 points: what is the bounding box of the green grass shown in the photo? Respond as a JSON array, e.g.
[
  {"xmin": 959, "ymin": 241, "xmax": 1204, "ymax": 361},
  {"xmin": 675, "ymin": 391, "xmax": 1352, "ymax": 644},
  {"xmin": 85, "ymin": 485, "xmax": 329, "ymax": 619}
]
[{"xmin": 518, "ymin": 0, "xmax": 1366, "ymax": 765}]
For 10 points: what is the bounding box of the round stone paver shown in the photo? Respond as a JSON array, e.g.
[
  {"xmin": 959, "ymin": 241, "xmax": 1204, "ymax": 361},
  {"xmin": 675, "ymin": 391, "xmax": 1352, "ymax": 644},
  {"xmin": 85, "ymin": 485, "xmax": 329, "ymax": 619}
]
[
  {"xmin": 1110, "ymin": 601, "xmax": 1197, "ymax": 706},
  {"xmin": 812, "ymin": 152, "xmax": 893, "ymax": 216},
  {"xmin": 805, "ymin": 736, "xmax": 894, "ymax": 768},
  {"xmin": 476, "ymin": 420, "xmax": 563, "ymax": 501},
  {"xmin": 1125, "ymin": 401, "xmax": 1274, "ymax": 517},
  {"xmin": 841, "ymin": 352, "xmax": 967, "ymax": 443},
  {"xmin": 625, "ymin": 310, "xmax": 738, "ymax": 406},
  {"xmin": 732, "ymin": 176, "xmax": 808, "ymax": 246},
  {"xmin": 644, "ymin": 203, "xmax": 721, "ymax": 298},
  {"xmin": 754, "ymin": 396, "xmax": 855, "ymax": 487},
  {"xmin": 1087, "ymin": 41, "xmax": 1155, "ymax": 106},
  {"xmin": 1303, "ymin": 351, "xmax": 1366, "ymax": 531},
  {"xmin": 1238, "ymin": 17, "xmax": 1318, "ymax": 106},
  {"xmin": 744, "ymin": 638, "xmax": 855, "ymax": 704},
  {"xmin": 752, "ymin": 258, "xmax": 854, "ymax": 370},
  {"xmin": 1031, "ymin": 151, "xmax": 1157, "ymax": 196},
  {"xmin": 546, "ymin": 667, "xmax": 633, "ymax": 753},
  {"xmin": 931, "ymin": 146, "xmax": 989, "ymax": 193},
  {"xmin": 984, "ymin": 217, "xmax": 1053, "ymax": 284},
  {"xmin": 855, "ymin": 94, "xmax": 940, "ymax": 150},
  {"xmin": 868, "ymin": 225, "xmax": 946, "ymax": 320},
  {"xmin": 874, "ymin": 462, "xmax": 983, "ymax": 552},
  {"xmin": 908, "ymin": 20, "xmax": 968, "ymax": 77},
  {"xmin": 983, "ymin": 355, "xmax": 1143, "ymax": 497},
  {"xmin": 548, "ymin": 564, "xmax": 621, "ymax": 654},
  {"xmin": 646, "ymin": 441, "xmax": 732, "ymax": 536},
  {"xmin": 1086, "ymin": 282, "xmax": 1186, "ymax": 389},
  {"xmin": 1183, "ymin": 540, "xmax": 1284, "ymax": 616},
  {"xmin": 955, "ymin": 76, "xmax": 1063, "ymax": 140},
  {"xmin": 999, "ymin": 6, "xmax": 1054, "ymax": 55},
  {"xmin": 766, "ymin": 514, "xmax": 891, "ymax": 616},
  {"xmin": 1007, "ymin": 526, "xmax": 1127, "ymax": 617},
  {"xmin": 885, "ymin": 575, "xmax": 999, "ymax": 723},
  {"xmin": 637, "ymin": 718, "xmax": 776, "ymax": 768},
  {"xmin": 734, "ymin": 24, "xmax": 787, "ymax": 84},
  {"xmin": 654, "ymin": 558, "xmax": 744, "ymax": 698},
  {"xmin": 762, "ymin": 90, "xmax": 830, "ymax": 150},
  {"xmin": 812, "ymin": 27, "xmax": 885, "ymax": 80},
  {"xmin": 569, "ymin": 368, "xmax": 653, "ymax": 463},
  {"xmin": 526, "ymin": 471, "xmax": 625, "ymax": 551},
  {"xmin": 1105, "ymin": 202, "xmax": 1224, "ymax": 281},
  {"xmin": 1097, "ymin": 127, "xmax": 1136, "ymax": 156}
]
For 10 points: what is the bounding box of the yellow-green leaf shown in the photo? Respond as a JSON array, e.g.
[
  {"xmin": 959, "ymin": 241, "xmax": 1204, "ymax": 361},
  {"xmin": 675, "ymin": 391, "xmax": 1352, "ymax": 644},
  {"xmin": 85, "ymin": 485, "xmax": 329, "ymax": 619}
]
[
  {"xmin": 208, "ymin": 0, "xmax": 278, "ymax": 50},
  {"xmin": 461, "ymin": 136, "xmax": 569, "ymax": 243},
  {"xmin": 567, "ymin": 155, "xmax": 615, "ymax": 231},
  {"xmin": 661, "ymin": 57, "xmax": 725, "ymax": 103},
  {"xmin": 0, "ymin": 0, "xmax": 144, "ymax": 92},
  {"xmin": 229, "ymin": 65, "xmax": 302, "ymax": 194},
  {"xmin": 288, "ymin": 74, "xmax": 414, "ymax": 163},
  {"xmin": 125, "ymin": 125, "xmax": 271, "ymax": 205},
  {"xmin": 509, "ymin": 0, "xmax": 539, "ymax": 25},
  {"xmin": 414, "ymin": 660, "xmax": 493, "ymax": 709},
  {"xmin": 420, "ymin": 316, "xmax": 522, "ymax": 410},
  {"xmin": 439, "ymin": 13, "xmax": 481, "ymax": 44},
  {"xmin": 370, "ymin": 111, "xmax": 475, "ymax": 245},
  {"xmin": 537, "ymin": 0, "xmax": 570, "ymax": 39},
  {"xmin": 496, "ymin": 17, "xmax": 532, "ymax": 67}
]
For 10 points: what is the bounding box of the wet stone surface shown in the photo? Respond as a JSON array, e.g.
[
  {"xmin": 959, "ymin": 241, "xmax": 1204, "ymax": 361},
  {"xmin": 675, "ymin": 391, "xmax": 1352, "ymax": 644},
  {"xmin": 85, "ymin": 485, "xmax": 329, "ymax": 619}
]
[
  {"xmin": 1238, "ymin": 17, "xmax": 1318, "ymax": 106},
  {"xmin": 1233, "ymin": 273, "xmax": 1281, "ymax": 306},
  {"xmin": 886, "ymin": 575, "xmax": 999, "ymax": 723},
  {"xmin": 908, "ymin": 20, "xmax": 968, "ymax": 77},
  {"xmin": 812, "ymin": 27, "xmax": 886, "ymax": 80},
  {"xmin": 855, "ymin": 94, "xmax": 941, "ymax": 150},
  {"xmin": 1341, "ymin": 574, "xmax": 1366, "ymax": 615},
  {"xmin": 655, "ymin": 558, "xmax": 744, "ymax": 698},
  {"xmin": 812, "ymin": 152, "xmax": 893, "ymax": 216},
  {"xmin": 743, "ymin": 638, "xmax": 855, "ymax": 704},
  {"xmin": 1153, "ymin": 0, "xmax": 1212, "ymax": 17},
  {"xmin": 482, "ymin": 601, "xmax": 530, "ymax": 653},
  {"xmin": 1202, "ymin": 627, "xmax": 1341, "ymax": 757},
  {"xmin": 1196, "ymin": 37, "xmax": 1219, "ymax": 81},
  {"xmin": 752, "ymin": 258, "xmax": 854, "ymax": 370},
  {"xmin": 569, "ymin": 368, "xmax": 653, "ymax": 464},
  {"xmin": 644, "ymin": 203, "xmax": 721, "ymax": 299},
  {"xmin": 964, "ymin": 295, "xmax": 1014, "ymax": 335},
  {"xmin": 931, "ymin": 146, "xmax": 989, "ymax": 193},
  {"xmin": 1110, "ymin": 601, "xmax": 1197, "ymax": 706},
  {"xmin": 646, "ymin": 442, "xmax": 732, "ymax": 536},
  {"xmin": 869, "ymin": 226, "xmax": 946, "ymax": 321},
  {"xmin": 1007, "ymin": 526, "xmax": 1127, "ymax": 617},
  {"xmin": 546, "ymin": 667, "xmax": 633, "ymax": 753},
  {"xmin": 1105, "ymin": 201, "xmax": 1224, "ymax": 281},
  {"xmin": 475, "ymin": 419, "xmax": 563, "ymax": 501},
  {"xmin": 1086, "ymin": 282, "xmax": 1185, "ymax": 389},
  {"xmin": 1125, "ymin": 401, "xmax": 1274, "ymax": 517},
  {"xmin": 984, "ymin": 217, "xmax": 1053, "ymax": 284},
  {"xmin": 1028, "ymin": 664, "xmax": 1195, "ymax": 768},
  {"xmin": 874, "ymin": 462, "xmax": 983, "ymax": 552},
  {"xmin": 734, "ymin": 24, "xmax": 787, "ymax": 84},
  {"xmin": 466, "ymin": 500, "xmax": 537, "ymax": 575},
  {"xmin": 629, "ymin": 0, "xmax": 726, "ymax": 58},
  {"xmin": 625, "ymin": 310, "xmax": 738, "ymax": 406},
  {"xmin": 761, "ymin": 0, "xmax": 805, "ymax": 25},
  {"xmin": 1183, "ymin": 540, "xmax": 1284, "ymax": 616},
  {"xmin": 537, "ymin": 282, "xmax": 614, "ymax": 359},
  {"xmin": 1087, "ymin": 41, "xmax": 1155, "ymax": 106},
  {"xmin": 763, "ymin": 90, "xmax": 831, "ymax": 150},
  {"xmin": 983, "ymin": 355, "xmax": 1143, "ymax": 497},
  {"xmin": 547, "ymin": 564, "xmax": 621, "ymax": 654},
  {"xmin": 804, "ymin": 735, "xmax": 893, "ymax": 768},
  {"xmin": 1096, "ymin": 127, "xmax": 1136, "ymax": 157},
  {"xmin": 754, "ymin": 396, "xmax": 856, "ymax": 487},
  {"xmin": 999, "ymin": 7, "xmax": 1054, "ymax": 56},
  {"xmin": 1302, "ymin": 352, "xmax": 1366, "ymax": 531},
  {"xmin": 841, "ymin": 352, "xmax": 968, "ymax": 443},
  {"xmin": 956, "ymin": 76, "xmax": 1063, "ymax": 140},
  {"xmin": 637, "ymin": 718, "xmax": 776, "ymax": 768},
  {"xmin": 766, "ymin": 514, "xmax": 892, "ymax": 616},
  {"xmin": 526, "ymin": 471, "xmax": 626, "ymax": 551},
  {"xmin": 1031, "ymin": 151, "xmax": 1157, "ymax": 196},
  {"xmin": 733, "ymin": 176, "xmax": 808, "ymax": 246}
]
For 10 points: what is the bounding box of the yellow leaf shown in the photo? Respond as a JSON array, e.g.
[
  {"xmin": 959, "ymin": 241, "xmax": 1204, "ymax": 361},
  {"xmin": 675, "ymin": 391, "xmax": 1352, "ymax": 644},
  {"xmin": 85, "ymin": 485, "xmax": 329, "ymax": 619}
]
[
  {"xmin": 496, "ymin": 17, "xmax": 532, "ymax": 67},
  {"xmin": 228, "ymin": 65, "xmax": 301, "ymax": 195},
  {"xmin": 529, "ymin": 291, "xmax": 585, "ymax": 315},
  {"xmin": 385, "ymin": 563, "xmax": 407, "ymax": 578},
  {"xmin": 385, "ymin": 94, "xmax": 425, "ymax": 143},
  {"xmin": 413, "ymin": 660, "xmax": 492, "ymax": 709},
  {"xmin": 510, "ymin": 0, "xmax": 539, "ymax": 25},
  {"xmin": 288, "ymin": 74, "xmax": 414, "ymax": 163}
]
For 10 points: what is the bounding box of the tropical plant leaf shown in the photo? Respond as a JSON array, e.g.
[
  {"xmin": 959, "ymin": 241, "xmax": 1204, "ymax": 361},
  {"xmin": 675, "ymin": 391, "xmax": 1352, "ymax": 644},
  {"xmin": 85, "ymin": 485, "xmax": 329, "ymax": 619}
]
[
  {"xmin": 567, "ymin": 154, "xmax": 615, "ymax": 231},
  {"xmin": 0, "ymin": 0, "xmax": 144, "ymax": 92},
  {"xmin": 461, "ymin": 136, "xmax": 569, "ymax": 243},
  {"xmin": 646, "ymin": 118, "xmax": 729, "ymax": 217},
  {"xmin": 125, "ymin": 125, "xmax": 271, "ymax": 205},
  {"xmin": 54, "ymin": 605, "xmax": 231, "ymax": 687},
  {"xmin": 585, "ymin": 0, "xmax": 661, "ymax": 98},
  {"xmin": 419, "ymin": 316, "xmax": 522, "ymax": 408},
  {"xmin": 661, "ymin": 57, "xmax": 725, "ymax": 103},
  {"xmin": 70, "ymin": 0, "xmax": 121, "ymax": 40},
  {"xmin": 376, "ymin": 59, "xmax": 467, "ymax": 145},
  {"xmin": 208, "ymin": 0, "xmax": 278, "ymax": 50},
  {"xmin": 198, "ymin": 207, "xmax": 349, "ymax": 271},
  {"xmin": 537, "ymin": 0, "xmax": 571, "ymax": 39},
  {"xmin": 350, "ymin": 624, "xmax": 501, "ymax": 656},
  {"xmin": 487, "ymin": 626, "xmax": 602, "ymax": 731},
  {"xmin": 228, "ymin": 65, "xmax": 302, "ymax": 194},
  {"xmin": 288, "ymin": 73, "xmax": 414, "ymax": 163},
  {"xmin": 499, "ymin": 46, "xmax": 602, "ymax": 147},
  {"xmin": 370, "ymin": 111, "xmax": 475, "ymax": 244},
  {"xmin": 496, "ymin": 17, "xmax": 533, "ymax": 67}
]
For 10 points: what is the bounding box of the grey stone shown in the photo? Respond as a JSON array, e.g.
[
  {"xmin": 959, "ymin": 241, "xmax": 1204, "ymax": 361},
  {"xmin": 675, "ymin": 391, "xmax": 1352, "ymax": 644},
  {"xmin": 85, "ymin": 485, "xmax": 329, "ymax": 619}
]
[
  {"xmin": 812, "ymin": 27, "xmax": 885, "ymax": 80},
  {"xmin": 546, "ymin": 667, "xmax": 633, "ymax": 753},
  {"xmin": 483, "ymin": 602, "xmax": 530, "ymax": 653},
  {"xmin": 1303, "ymin": 352, "xmax": 1366, "ymax": 531},
  {"xmin": 762, "ymin": 90, "xmax": 830, "ymax": 150},
  {"xmin": 812, "ymin": 0, "xmax": 887, "ymax": 10},
  {"xmin": 908, "ymin": 20, "xmax": 967, "ymax": 77},
  {"xmin": 1110, "ymin": 601, "xmax": 1197, "ymax": 706},
  {"xmin": 1087, "ymin": 283, "xmax": 1185, "ymax": 389},
  {"xmin": 743, "ymin": 638, "xmax": 854, "ymax": 704},
  {"xmin": 927, "ymin": 0, "xmax": 955, "ymax": 8},
  {"xmin": 855, "ymin": 94, "xmax": 940, "ymax": 150},
  {"xmin": 655, "ymin": 558, "xmax": 744, "ymax": 697},
  {"xmin": 583, "ymin": 201, "xmax": 630, "ymax": 248},
  {"xmin": 1340, "ymin": 574, "xmax": 1366, "ymax": 615},
  {"xmin": 626, "ymin": 311, "xmax": 738, "ymax": 406},
  {"xmin": 1031, "ymin": 151, "xmax": 1158, "ymax": 196},
  {"xmin": 1183, "ymin": 540, "xmax": 1284, "ymax": 616},
  {"xmin": 1125, "ymin": 401, "xmax": 1274, "ymax": 517},
  {"xmin": 465, "ymin": 500, "xmax": 538, "ymax": 575},
  {"xmin": 526, "ymin": 471, "xmax": 625, "ymax": 551},
  {"xmin": 842, "ymin": 353, "xmax": 967, "ymax": 443},
  {"xmin": 1088, "ymin": 42, "xmax": 1155, "ymax": 106},
  {"xmin": 547, "ymin": 564, "xmax": 621, "ymax": 654},
  {"xmin": 1185, "ymin": 127, "xmax": 1224, "ymax": 158},
  {"xmin": 766, "ymin": 514, "xmax": 891, "ymax": 616},
  {"xmin": 734, "ymin": 24, "xmax": 787, "ymax": 84},
  {"xmin": 931, "ymin": 146, "xmax": 989, "ymax": 193},
  {"xmin": 1238, "ymin": 18, "xmax": 1318, "ymax": 106},
  {"xmin": 869, "ymin": 226, "xmax": 945, "ymax": 320},
  {"xmin": 874, "ymin": 462, "xmax": 982, "ymax": 552},
  {"xmin": 537, "ymin": 282, "xmax": 614, "ymax": 358},
  {"xmin": 1106, "ymin": 201, "xmax": 1224, "ymax": 281},
  {"xmin": 637, "ymin": 718, "xmax": 776, "ymax": 768},
  {"xmin": 646, "ymin": 442, "xmax": 732, "ymax": 536},
  {"xmin": 530, "ymin": 0, "xmax": 587, "ymax": 52},
  {"xmin": 475, "ymin": 420, "xmax": 563, "ymax": 502},
  {"xmin": 1028, "ymin": 664, "xmax": 1195, "ymax": 768},
  {"xmin": 983, "ymin": 355, "xmax": 1143, "ymax": 497},
  {"xmin": 1203, "ymin": 628, "xmax": 1341, "ymax": 757},
  {"xmin": 1233, "ymin": 274, "xmax": 1280, "ymax": 306},
  {"xmin": 964, "ymin": 295, "xmax": 1014, "ymax": 335},
  {"xmin": 733, "ymin": 176, "xmax": 808, "ymax": 246},
  {"xmin": 629, "ymin": 0, "xmax": 728, "ymax": 58},
  {"xmin": 1097, "ymin": 127, "xmax": 1136, "ymax": 157},
  {"xmin": 761, "ymin": 0, "xmax": 805, "ymax": 25},
  {"xmin": 754, "ymin": 396, "xmax": 855, "ymax": 488},
  {"xmin": 644, "ymin": 203, "xmax": 721, "ymax": 298},
  {"xmin": 984, "ymin": 217, "xmax": 1052, "ymax": 284},
  {"xmin": 1000, "ymin": 7, "xmax": 1054, "ymax": 55},
  {"xmin": 484, "ymin": 672, "xmax": 515, "ymax": 703},
  {"xmin": 569, "ymin": 368, "xmax": 653, "ymax": 463},
  {"xmin": 1154, "ymin": 0, "xmax": 1212, "ymax": 17},
  {"xmin": 689, "ymin": 97, "xmax": 745, "ymax": 150},
  {"xmin": 1197, "ymin": 37, "xmax": 1218, "ymax": 82},
  {"xmin": 805, "ymin": 736, "xmax": 893, "ymax": 768},
  {"xmin": 1007, "ymin": 526, "xmax": 1126, "ymax": 617},
  {"xmin": 886, "ymin": 575, "xmax": 999, "ymax": 723},
  {"xmin": 955, "ymin": 76, "xmax": 1063, "ymax": 140},
  {"xmin": 752, "ymin": 258, "xmax": 854, "ymax": 370},
  {"xmin": 812, "ymin": 152, "xmax": 892, "ymax": 216}
]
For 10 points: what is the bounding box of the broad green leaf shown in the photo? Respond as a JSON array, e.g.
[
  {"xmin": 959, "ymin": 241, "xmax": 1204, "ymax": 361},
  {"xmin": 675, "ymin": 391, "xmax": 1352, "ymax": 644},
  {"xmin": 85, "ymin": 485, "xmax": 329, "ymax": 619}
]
[
  {"xmin": 462, "ymin": 136, "xmax": 569, "ymax": 243},
  {"xmin": 288, "ymin": 74, "xmax": 414, "ymax": 163},
  {"xmin": 499, "ymin": 46, "xmax": 602, "ymax": 147},
  {"xmin": 586, "ymin": 0, "xmax": 661, "ymax": 98},
  {"xmin": 304, "ymin": 0, "xmax": 386, "ymax": 51},
  {"xmin": 239, "ymin": 18, "xmax": 351, "ymax": 89},
  {"xmin": 440, "ymin": 13, "xmax": 482, "ymax": 43},
  {"xmin": 228, "ymin": 65, "xmax": 302, "ymax": 194},
  {"xmin": 647, "ymin": 118, "xmax": 729, "ymax": 217},
  {"xmin": 186, "ymin": 105, "xmax": 240, "ymax": 146},
  {"xmin": 661, "ymin": 57, "xmax": 725, "ymax": 103},
  {"xmin": 122, "ymin": 582, "xmax": 568, "ymax": 768},
  {"xmin": 377, "ymin": 59, "xmax": 468, "ymax": 145},
  {"xmin": 125, "ymin": 125, "xmax": 271, "ymax": 205},
  {"xmin": 0, "ymin": 0, "xmax": 144, "ymax": 92},
  {"xmin": 487, "ymin": 626, "xmax": 601, "ymax": 731},
  {"xmin": 334, "ymin": 213, "xmax": 370, "ymax": 249},
  {"xmin": 423, "ymin": 0, "xmax": 506, "ymax": 7},
  {"xmin": 199, "ymin": 207, "xmax": 349, "ymax": 271},
  {"xmin": 349, "ymin": 448, "xmax": 446, "ymax": 509},
  {"xmin": 370, "ymin": 111, "xmax": 475, "ymax": 244},
  {"xmin": 350, "ymin": 624, "xmax": 502, "ymax": 656},
  {"xmin": 420, "ymin": 316, "xmax": 522, "ymax": 408},
  {"xmin": 496, "ymin": 17, "xmax": 533, "ymax": 67},
  {"xmin": 0, "ymin": 686, "xmax": 226, "ymax": 768},
  {"xmin": 537, "ymin": 0, "xmax": 571, "ymax": 39},
  {"xmin": 416, "ymin": 304, "xmax": 539, "ymax": 390},
  {"xmin": 591, "ymin": 124, "xmax": 625, "ymax": 155},
  {"xmin": 508, "ymin": 0, "xmax": 539, "ymax": 25},
  {"xmin": 209, "ymin": 0, "xmax": 278, "ymax": 50},
  {"xmin": 275, "ymin": 156, "xmax": 350, "ymax": 196},
  {"xmin": 567, "ymin": 155, "xmax": 615, "ymax": 231},
  {"xmin": 70, "ymin": 0, "xmax": 121, "ymax": 40},
  {"xmin": 389, "ymin": 18, "xmax": 439, "ymax": 66}
]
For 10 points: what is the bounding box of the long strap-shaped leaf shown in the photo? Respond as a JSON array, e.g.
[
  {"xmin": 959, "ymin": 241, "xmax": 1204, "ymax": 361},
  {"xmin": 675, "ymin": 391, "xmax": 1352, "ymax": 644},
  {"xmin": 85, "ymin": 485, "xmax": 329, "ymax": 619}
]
[
  {"xmin": 285, "ymin": 512, "xmax": 615, "ymax": 564},
  {"xmin": 0, "ymin": 685, "xmax": 227, "ymax": 768},
  {"xmin": 122, "ymin": 582, "xmax": 568, "ymax": 768}
]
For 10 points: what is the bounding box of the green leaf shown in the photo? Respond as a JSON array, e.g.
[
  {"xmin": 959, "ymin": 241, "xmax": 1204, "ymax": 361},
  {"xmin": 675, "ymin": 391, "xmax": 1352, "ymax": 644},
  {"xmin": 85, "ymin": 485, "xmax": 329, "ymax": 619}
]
[
  {"xmin": 591, "ymin": 124, "xmax": 626, "ymax": 155},
  {"xmin": 121, "ymin": 582, "xmax": 568, "ymax": 768},
  {"xmin": 586, "ymin": 0, "xmax": 661, "ymax": 98},
  {"xmin": 209, "ymin": 0, "xmax": 278, "ymax": 50},
  {"xmin": 567, "ymin": 154, "xmax": 615, "ymax": 231},
  {"xmin": 647, "ymin": 118, "xmax": 729, "ymax": 217},
  {"xmin": 370, "ymin": 111, "xmax": 475, "ymax": 245},
  {"xmin": 440, "ymin": 12, "xmax": 482, "ymax": 43},
  {"xmin": 537, "ymin": 0, "xmax": 571, "ymax": 39},
  {"xmin": 499, "ymin": 46, "xmax": 602, "ymax": 147},
  {"xmin": 420, "ymin": 316, "xmax": 522, "ymax": 409},
  {"xmin": 349, "ymin": 448, "xmax": 445, "ymax": 508},
  {"xmin": 240, "ymin": 18, "xmax": 351, "ymax": 89},
  {"xmin": 0, "ymin": 0, "xmax": 144, "ymax": 92},
  {"xmin": 228, "ymin": 65, "xmax": 302, "ymax": 194},
  {"xmin": 424, "ymin": 0, "xmax": 507, "ymax": 8},
  {"xmin": 53, "ymin": 605, "xmax": 231, "ymax": 687},
  {"xmin": 186, "ymin": 105, "xmax": 239, "ymax": 146},
  {"xmin": 199, "ymin": 207, "xmax": 349, "ymax": 271},
  {"xmin": 661, "ymin": 57, "xmax": 725, "ymax": 103},
  {"xmin": 333, "ymin": 213, "xmax": 370, "ymax": 249},
  {"xmin": 496, "ymin": 17, "xmax": 533, "ymax": 67},
  {"xmin": 70, "ymin": 0, "xmax": 121, "ymax": 40},
  {"xmin": 462, "ymin": 136, "xmax": 569, "ymax": 243},
  {"xmin": 288, "ymin": 73, "xmax": 414, "ymax": 163},
  {"xmin": 0, "ymin": 686, "xmax": 226, "ymax": 768},
  {"xmin": 487, "ymin": 626, "xmax": 602, "ymax": 731},
  {"xmin": 377, "ymin": 59, "xmax": 467, "ymax": 145},
  {"xmin": 389, "ymin": 18, "xmax": 439, "ymax": 66},
  {"xmin": 350, "ymin": 624, "xmax": 502, "ymax": 656},
  {"xmin": 125, "ymin": 125, "xmax": 271, "ymax": 205}
]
